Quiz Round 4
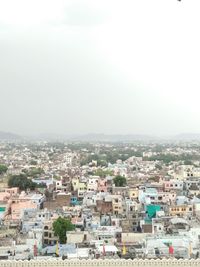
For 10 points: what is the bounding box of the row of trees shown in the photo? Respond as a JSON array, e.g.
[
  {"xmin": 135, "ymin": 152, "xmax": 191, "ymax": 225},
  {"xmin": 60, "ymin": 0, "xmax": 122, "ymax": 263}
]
[
  {"xmin": 80, "ymin": 149, "xmax": 143, "ymax": 167},
  {"xmin": 8, "ymin": 174, "xmax": 37, "ymax": 190},
  {"xmin": 93, "ymin": 169, "xmax": 114, "ymax": 177},
  {"xmin": 145, "ymin": 153, "xmax": 199, "ymax": 165},
  {"xmin": 22, "ymin": 167, "xmax": 44, "ymax": 178}
]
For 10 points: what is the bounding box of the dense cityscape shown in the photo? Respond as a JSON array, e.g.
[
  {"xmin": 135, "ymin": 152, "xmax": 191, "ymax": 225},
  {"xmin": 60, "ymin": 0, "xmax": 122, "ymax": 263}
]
[
  {"xmin": 0, "ymin": 140, "xmax": 200, "ymax": 260},
  {"xmin": 0, "ymin": 0, "xmax": 199, "ymax": 266}
]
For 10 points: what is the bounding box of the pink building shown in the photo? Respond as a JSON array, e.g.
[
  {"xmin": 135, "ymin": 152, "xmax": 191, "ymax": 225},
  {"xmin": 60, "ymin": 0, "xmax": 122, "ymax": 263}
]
[
  {"xmin": 10, "ymin": 200, "xmax": 37, "ymax": 220},
  {"xmin": 5, "ymin": 187, "xmax": 19, "ymax": 195},
  {"xmin": 98, "ymin": 179, "xmax": 107, "ymax": 193},
  {"xmin": 0, "ymin": 187, "xmax": 19, "ymax": 202},
  {"xmin": 163, "ymin": 180, "xmax": 183, "ymax": 191},
  {"xmin": 0, "ymin": 192, "xmax": 10, "ymax": 202}
]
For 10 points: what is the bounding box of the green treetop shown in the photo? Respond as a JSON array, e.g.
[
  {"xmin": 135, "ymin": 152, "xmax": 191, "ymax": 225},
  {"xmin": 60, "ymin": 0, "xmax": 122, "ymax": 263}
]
[{"xmin": 53, "ymin": 217, "xmax": 75, "ymax": 244}]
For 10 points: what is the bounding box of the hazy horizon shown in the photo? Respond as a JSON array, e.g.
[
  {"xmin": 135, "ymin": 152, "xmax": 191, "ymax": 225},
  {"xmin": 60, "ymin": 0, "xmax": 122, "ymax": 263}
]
[
  {"xmin": 1, "ymin": 0, "xmax": 200, "ymax": 136},
  {"xmin": 3, "ymin": 130, "xmax": 200, "ymax": 140}
]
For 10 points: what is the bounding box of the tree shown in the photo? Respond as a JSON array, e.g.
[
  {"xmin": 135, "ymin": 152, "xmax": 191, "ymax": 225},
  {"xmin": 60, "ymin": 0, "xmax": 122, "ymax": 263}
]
[
  {"xmin": 184, "ymin": 160, "xmax": 193, "ymax": 165},
  {"xmin": 28, "ymin": 167, "xmax": 44, "ymax": 177},
  {"xmin": 22, "ymin": 167, "xmax": 44, "ymax": 178},
  {"xmin": 0, "ymin": 164, "xmax": 8, "ymax": 175},
  {"xmin": 94, "ymin": 169, "xmax": 114, "ymax": 177},
  {"xmin": 53, "ymin": 217, "xmax": 75, "ymax": 244},
  {"xmin": 8, "ymin": 174, "xmax": 36, "ymax": 191},
  {"xmin": 113, "ymin": 175, "xmax": 127, "ymax": 187},
  {"xmin": 30, "ymin": 160, "xmax": 37, "ymax": 166}
]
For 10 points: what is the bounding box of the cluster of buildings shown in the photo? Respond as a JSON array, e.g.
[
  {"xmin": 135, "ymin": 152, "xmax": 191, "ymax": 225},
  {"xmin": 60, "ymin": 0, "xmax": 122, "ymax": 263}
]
[{"xmin": 0, "ymin": 142, "xmax": 200, "ymax": 260}]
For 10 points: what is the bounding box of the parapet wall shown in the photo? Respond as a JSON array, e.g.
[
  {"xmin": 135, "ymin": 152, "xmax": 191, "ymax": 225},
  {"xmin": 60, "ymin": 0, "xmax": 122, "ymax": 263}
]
[{"xmin": 1, "ymin": 259, "xmax": 200, "ymax": 267}]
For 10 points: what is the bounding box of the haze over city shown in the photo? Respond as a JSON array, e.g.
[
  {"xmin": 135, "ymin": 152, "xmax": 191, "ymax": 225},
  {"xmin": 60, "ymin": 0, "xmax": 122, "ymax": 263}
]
[
  {"xmin": 0, "ymin": 0, "xmax": 200, "ymax": 136},
  {"xmin": 2, "ymin": 0, "xmax": 200, "ymax": 264}
]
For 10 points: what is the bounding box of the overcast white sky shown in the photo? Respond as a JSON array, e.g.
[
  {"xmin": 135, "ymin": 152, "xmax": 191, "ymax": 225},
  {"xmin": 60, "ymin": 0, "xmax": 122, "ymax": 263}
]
[{"xmin": 0, "ymin": 0, "xmax": 200, "ymax": 136}]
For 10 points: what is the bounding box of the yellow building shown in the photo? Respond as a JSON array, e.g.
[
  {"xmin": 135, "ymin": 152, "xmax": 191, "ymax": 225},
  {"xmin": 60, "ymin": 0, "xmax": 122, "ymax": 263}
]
[
  {"xmin": 112, "ymin": 195, "xmax": 123, "ymax": 215},
  {"xmin": 72, "ymin": 178, "xmax": 79, "ymax": 191},
  {"xmin": 129, "ymin": 187, "xmax": 139, "ymax": 200},
  {"xmin": 169, "ymin": 205, "xmax": 193, "ymax": 216},
  {"xmin": 78, "ymin": 182, "xmax": 87, "ymax": 198}
]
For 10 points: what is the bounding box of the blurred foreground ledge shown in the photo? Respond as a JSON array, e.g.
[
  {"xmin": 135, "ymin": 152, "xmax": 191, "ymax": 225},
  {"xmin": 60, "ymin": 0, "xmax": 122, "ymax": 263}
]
[{"xmin": 0, "ymin": 259, "xmax": 200, "ymax": 267}]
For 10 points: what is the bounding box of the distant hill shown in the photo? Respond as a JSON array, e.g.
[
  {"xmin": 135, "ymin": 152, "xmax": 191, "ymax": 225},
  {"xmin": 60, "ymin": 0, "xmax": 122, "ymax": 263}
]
[
  {"xmin": 69, "ymin": 133, "xmax": 158, "ymax": 142},
  {"xmin": 173, "ymin": 133, "xmax": 200, "ymax": 141},
  {"xmin": 29, "ymin": 133, "xmax": 158, "ymax": 142},
  {"xmin": 0, "ymin": 131, "xmax": 22, "ymax": 141},
  {"xmin": 30, "ymin": 133, "xmax": 74, "ymax": 142},
  {"xmin": 2, "ymin": 132, "xmax": 200, "ymax": 142}
]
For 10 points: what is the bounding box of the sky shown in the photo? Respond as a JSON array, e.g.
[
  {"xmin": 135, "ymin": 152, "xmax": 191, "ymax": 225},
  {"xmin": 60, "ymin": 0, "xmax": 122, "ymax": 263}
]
[{"xmin": 0, "ymin": 0, "xmax": 200, "ymax": 136}]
